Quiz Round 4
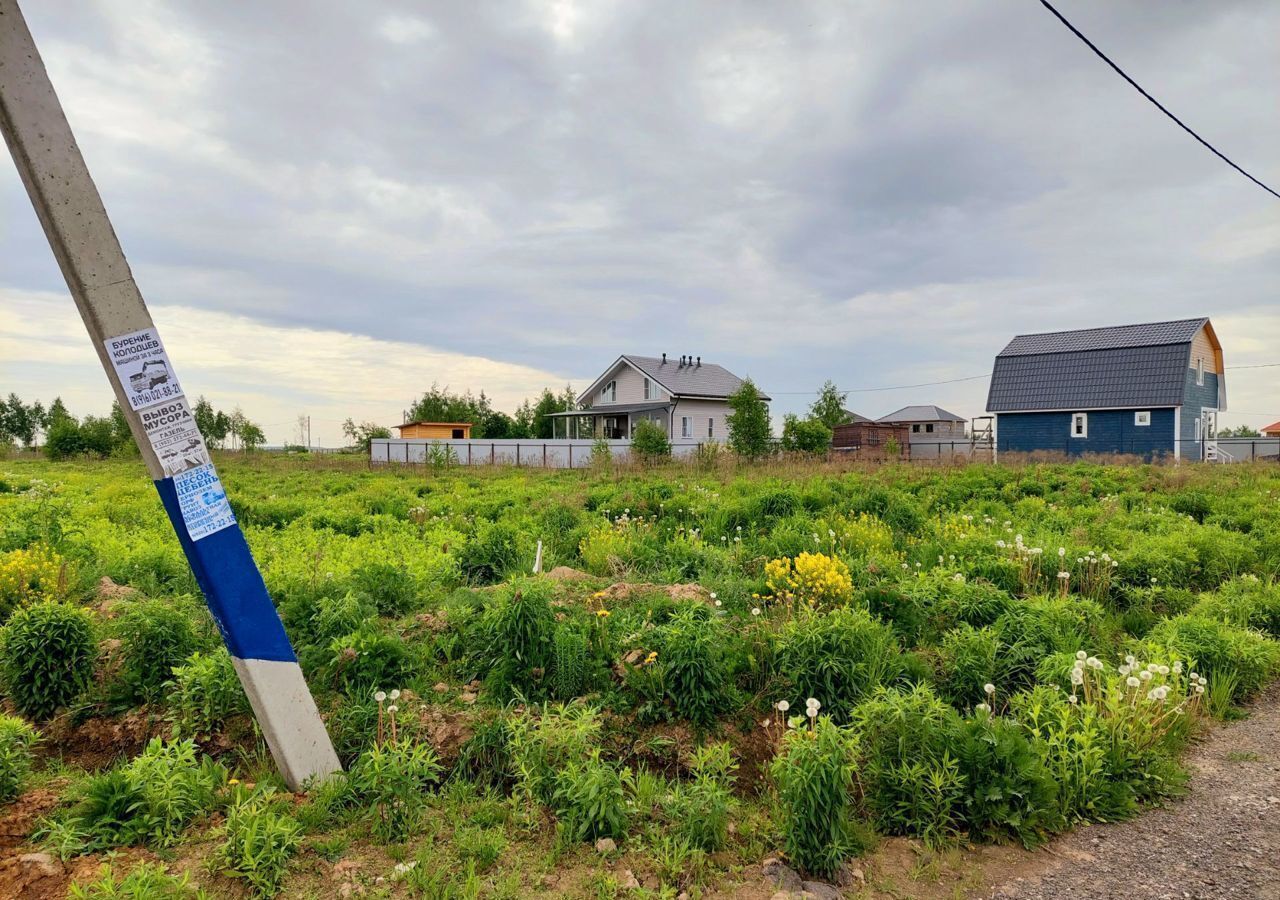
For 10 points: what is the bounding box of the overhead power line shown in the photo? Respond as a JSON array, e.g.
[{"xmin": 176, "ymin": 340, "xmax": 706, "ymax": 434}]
[{"xmin": 1038, "ymin": 0, "xmax": 1280, "ymax": 201}]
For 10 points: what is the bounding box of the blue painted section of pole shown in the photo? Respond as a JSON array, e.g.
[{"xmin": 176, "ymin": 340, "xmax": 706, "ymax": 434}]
[{"xmin": 153, "ymin": 477, "xmax": 296, "ymax": 663}]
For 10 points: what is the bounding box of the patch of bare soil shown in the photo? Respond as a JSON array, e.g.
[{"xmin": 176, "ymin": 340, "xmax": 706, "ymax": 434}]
[
  {"xmin": 0, "ymin": 785, "xmax": 64, "ymax": 850},
  {"xmin": 983, "ymin": 681, "xmax": 1280, "ymax": 900},
  {"xmin": 0, "ymin": 849, "xmax": 148, "ymax": 900},
  {"xmin": 546, "ymin": 566, "xmax": 594, "ymax": 582},
  {"xmin": 41, "ymin": 708, "xmax": 167, "ymax": 771},
  {"xmin": 598, "ymin": 581, "xmax": 712, "ymax": 604}
]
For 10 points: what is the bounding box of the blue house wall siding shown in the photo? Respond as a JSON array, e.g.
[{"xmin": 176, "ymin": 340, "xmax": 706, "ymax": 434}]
[
  {"xmin": 997, "ymin": 408, "xmax": 1176, "ymax": 458},
  {"xmin": 1179, "ymin": 370, "xmax": 1220, "ymax": 460}
]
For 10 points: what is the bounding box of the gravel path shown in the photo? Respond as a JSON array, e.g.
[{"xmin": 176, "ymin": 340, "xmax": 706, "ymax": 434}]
[{"xmin": 985, "ymin": 682, "xmax": 1280, "ymax": 900}]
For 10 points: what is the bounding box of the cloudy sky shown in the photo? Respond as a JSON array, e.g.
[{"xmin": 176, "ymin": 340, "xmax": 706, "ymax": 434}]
[{"xmin": 2, "ymin": 0, "xmax": 1277, "ymax": 445}]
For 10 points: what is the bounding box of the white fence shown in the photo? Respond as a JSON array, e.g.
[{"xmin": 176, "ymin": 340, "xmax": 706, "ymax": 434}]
[{"xmin": 370, "ymin": 438, "xmax": 705, "ymax": 468}]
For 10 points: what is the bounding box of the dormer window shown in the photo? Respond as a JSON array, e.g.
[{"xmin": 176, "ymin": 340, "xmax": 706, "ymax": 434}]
[
  {"xmin": 601, "ymin": 380, "xmax": 616, "ymax": 403},
  {"xmin": 643, "ymin": 377, "xmax": 652, "ymax": 400}
]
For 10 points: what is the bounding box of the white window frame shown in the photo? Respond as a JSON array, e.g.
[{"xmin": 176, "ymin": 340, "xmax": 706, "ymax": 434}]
[
  {"xmin": 643, "ymin": 377, "xmax": 651, "ymax": 400},
  {"xmin": 1196, "ymin": 357, "xmax": 1204, "ymax": 386},
  {"xmin": 707, "ymin": 417, "xmax": 714, "ymax": 439},
  {"xmin": 681, "ymin": 416, "xmax": 691, "ymax": 439},
  {"xmin": 1071, "ymin": 412, "xmax": 1088, "ymax": 438},
  {"xmin": 1134, "ymin": 411, "xmax": 1151, "ymax": 427},
  {"xmin": 601, "ymin": 380, "xmax": 616, "ymax": 403},
  {"xmin": 1194, "ymin": 417, "xmax": 1202, "ymax": 442}
]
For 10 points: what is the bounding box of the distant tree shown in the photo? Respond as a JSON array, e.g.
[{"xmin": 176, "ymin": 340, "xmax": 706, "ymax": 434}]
[
  {"xmin": 407, "ymin": 384, "xmax": 492, "ymax": 433},
  {"xmin": 478, "ymin": 409, "xmax": 519, "ymax": 439},
  {"xmin": 530, "ymin": 387, "xmax": 573, "ymax": 439},
  {"xmin": 109, "ymin": 401, "xmax": 132, "ymax": 448},
  {"xmin": 46, "ymin": 397, "xmax": 72, "ymax": 429},
  {"xmin": 238, "ymin": 421, "xmax": 265, "ymax": 452},
  {"xmin": 631, "ymin": 419, "xmax": 671, "ymax": 460},
  {"xmin": 781, "ymin": 414, "xmax": 832, "ymax": 454},
  {"xmin": 78, "ymin": 415, "xmax": 117, "ymax": 457},
  {"xmin": 726, "ymin": 379, "xmax": 772, "ymax": 459},
  {"xmin": 809, "ymin": 381, "xmax": 851, "ymax": 431},
  {"xmin": 44, "ymin": 416, "xmax": 83, "ymax": 460},
  {"xmin": 1, "ymin": 395, "xmax": 42, "ymax": 447},
  {"xmin": 342, "ymin": 418, "xmax": 392, "ymax": 451},
  {"xmin": 1219, "ymin": 425, "xmax": 1261, "ymax": 438}
]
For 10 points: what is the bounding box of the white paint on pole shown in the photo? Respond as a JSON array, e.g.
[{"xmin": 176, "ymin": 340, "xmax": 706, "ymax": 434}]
[
  {"xmin": 0, "ymin": 0, "xmax": 340, "ymax": 789},
  {"xmin": 534, "ymin": 539, "xmax": 544, "ymax": 574}
]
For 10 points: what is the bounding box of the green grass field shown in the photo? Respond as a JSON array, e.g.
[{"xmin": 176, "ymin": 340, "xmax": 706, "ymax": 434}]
[{"xmin": 0, "ymin": 455, "xmax": 1278, "ymax": 898}]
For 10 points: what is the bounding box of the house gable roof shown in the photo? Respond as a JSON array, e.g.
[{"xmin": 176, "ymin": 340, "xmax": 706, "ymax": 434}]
[
  {"xmin": 987, "ymin": 318, "xmax": 1214, "ymax": 413},
  {"xmin": 577, "ymin": 355, "xmax": 769, "ymax": 404},
  {"xmin": 877, "ymin": 405, "xmax": 966, "ymax": 423}
]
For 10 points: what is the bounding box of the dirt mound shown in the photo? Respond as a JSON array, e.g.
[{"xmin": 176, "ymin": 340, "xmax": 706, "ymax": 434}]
[
  {"xmin": 95, "ymin": 577, "xmax": 138, "ymax": 617},
  {"xmin": 0, "ymin": 787, "xmax": 63, "ymax": 850},
  {"xmin": 42, "ymin": 709, "xmax": 165, "ymax": 771},
  {"xmin": 546, "ymin": 566, "xmax": 592, "ymax": 581},
  {"xmin": 598, "ymin": 582, "xmax": 711, "ymax": 604}
]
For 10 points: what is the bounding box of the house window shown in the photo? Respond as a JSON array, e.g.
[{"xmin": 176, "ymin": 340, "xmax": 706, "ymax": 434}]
[
  {"xmin": 681, "ymin": 416, "xmax": 691, "ymax": 439},
  {"xmin": 1071, "ymin": 413, "xmax": 1088, "ymax": 438},
  {"xmin": 1196, "ymin": 358, "xmax": 1204, "ymax": 386},
  {"xmin": 925, "ymin": 423, "xmax": 934, "ymax": 434},
  {"xmin": 601, "ymin": 380, "xmax": 616, "ymax": 402},
  {"xmin": 911, "ymin": 424, "xmax": 920, "ymax": 433},
  {"xmin": 451, "ymin": 428, "xmax": 464, "ymax": 439},
  {"xmin": 1194, "ymin": 417, "xmax": 1202, "ymax": 441},
  {"xmin": 707, "ymin": 417, "xmax": 714, "ymax": 438},
  {"xmin": 643, "ymin": 378, "xmax": 651, "ymax": 400},
  {"xmin": 1134, "ymin": 411, "xmax": 1151, "ymax": 427}
]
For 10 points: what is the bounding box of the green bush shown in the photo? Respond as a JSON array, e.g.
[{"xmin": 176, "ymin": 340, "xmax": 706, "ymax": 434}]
[
  {"xmin": 780, "ymin": 415, "xmax": 832, "ymax": 454},
  {"xmin": 0, "ymin": 713, "xmax": 38, "ymax": 802},
  {"xmin": 658, "ymin": 605, "xmax": 733, "ymax": 727},
  {"xmin": 216, "ymin": 796, "xmax": 302, "ymax": 898},
  {"xmin": 1193, "ymin": 578, "xmax": 1280, "ymax": 638},
  {"xmin": 552, "ymin": 750, "xmax": 631, "ymax": 843},
  {"xmin": 551, "ymin": 623, "xmax": 589, "ymax": 700},
  {"xmin": 776, "ymin": 608, "xmax": 902, "ymax": 722},
  {"xmin": 0, "ymin": 601, "xmax": 97, "ymax": 719},
  {"xmin": 631, "ymin": 420, "xmax": 672, "ymax": 459},
  {"xmin": 459, "ymin": 521, "xmax": 524, "ymax": 584},
  {"xmin": 61, "ymin": 738, "xmax": 225, "ymax": 850},
  {"xmin": 351, "ymin": 562, "xmax": 419, "ymax": 616},
  {"xmin": 115, "ymin": 598, "xmax": 203, "ymax": 703},
  {"xmin": 938, "ymin": 624, "xmax": 999, "ymax": 708},
  {"xmin": 506, "ymin": 704, "xmax": 601, "ymax": 807},
  {"xmin": 954, "ymin": 713, "xmax": 1061, "ymax": 847},
  {"xmin": 770, "ymin": 717, "xmax": 860, "ymax": 878},
  {"xmin": 348, "ymin": 739, "xmax": 442, "ymax": 842},
  {"xmin": 325, "ymin": 627, "xmax": 414, "ymax": 697},
  {"xmin": 485, "ymin": 580, "xmax": 556, "ymax": 700},
  {"xmin": 849, "ymin": 685, "xmax": 964, "ymax": 844},
  {"xmin": 168, "ymin": 650, "xmax": 250, "ymax": 740},
  {"xmin": 664, "ymin": 742, "xmax": 737, "ymax": 852},
  {"xmin": 1142, "ymin": 614, "xmax": 1279, "ymax": 702}
]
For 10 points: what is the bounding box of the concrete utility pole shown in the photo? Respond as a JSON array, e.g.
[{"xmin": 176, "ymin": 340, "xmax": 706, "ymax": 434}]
[{"xmin": 0, "ymin": 0, "xmax": 340, "ymax": 789}]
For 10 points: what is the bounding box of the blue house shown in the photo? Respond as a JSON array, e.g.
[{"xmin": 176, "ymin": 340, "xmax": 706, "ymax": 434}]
[{"xmin": 986, "ymin": 318, "xmax": 1226, "ymax": 461}]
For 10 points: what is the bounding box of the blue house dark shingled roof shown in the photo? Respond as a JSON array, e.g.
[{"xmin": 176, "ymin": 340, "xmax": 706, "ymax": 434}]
[{"xmin": 987, "ymin": 318, "xmax": 1207, "ymax": 413}]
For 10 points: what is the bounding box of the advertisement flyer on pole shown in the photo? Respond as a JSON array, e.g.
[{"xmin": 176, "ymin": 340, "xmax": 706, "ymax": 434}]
[
  {"xmin": 103, "ymin": 327, "xmax": 184, "ymax": 411},
  {"xmin": 139, "ymin": 398, "xmax": 211, "ymax": 477}
]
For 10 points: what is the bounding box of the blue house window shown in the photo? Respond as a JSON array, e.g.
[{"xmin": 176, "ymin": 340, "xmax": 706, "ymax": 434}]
[
  {"xmin": 1071, "ymin": 413, "xmax": 1088, "ymax": 438},
  {"xmin": 1135, "ymin": 411, "xmax": 1151, "ymax": 426}
]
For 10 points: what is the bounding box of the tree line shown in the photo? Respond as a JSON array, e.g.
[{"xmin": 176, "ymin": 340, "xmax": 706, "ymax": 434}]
[{"xmin": 0, "ymin": 393, "xmax": 266, "ymax": 459}]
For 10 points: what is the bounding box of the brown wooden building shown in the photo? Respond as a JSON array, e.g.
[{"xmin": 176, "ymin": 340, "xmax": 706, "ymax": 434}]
[
  {"xmin": 831, "ymin": 422, "xmax": 910, "ymax": 458},
  {"xmin": 395, "ymin": 421, "xmax": 472, "ymax": 439}
]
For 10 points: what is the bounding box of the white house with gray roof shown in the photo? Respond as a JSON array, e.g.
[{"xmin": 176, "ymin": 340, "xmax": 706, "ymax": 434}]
[{"xmin": 552, "ymin": 354, "xmax": 769, "ymax": 441}]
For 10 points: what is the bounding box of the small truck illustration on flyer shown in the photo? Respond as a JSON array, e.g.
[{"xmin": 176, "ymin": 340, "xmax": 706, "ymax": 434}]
[{"xmin": 129, "ymin": 359, "xmax": 170, "ymax": 392}]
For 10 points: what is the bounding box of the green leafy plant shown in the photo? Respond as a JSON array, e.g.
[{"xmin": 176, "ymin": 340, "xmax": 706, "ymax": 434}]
[
  {"xmin": 658, "ymin": 605, "xmax": 733, "ymax": 727},
  {"xmin": 770, "ymin": 716, "xmax": 860, "ymax": 878},
  {"xmin": 631, "ymin": 420, "xmax": 672, "ymax": 459},
  {"xmin": 348, "ymin": 739, "xmax": 442, "ymax": 842},
  {"xmin": 485, "ymin": 580, "xmax": 556, "ymax": 699},
  {"xmin": 168, "ymin": 649, "xmax": 250, "ymax": 740},
  {"xmin": 114, "ymin": 598, "xmax": 203, "ymax": 703},
  {"xmin": 551, "ymin": 623, "xmax": 589, "ymax": 700},
  {"xmin": 216, "ymin": 795, "xmax": 303, "ymax": 898},
  {"xmin": 954, "ymin": 712, "xmax": 1062, "ymax": 847},
  {"xmin": 664, "ymin": 742, "xmax": 737, "ymax": 852},
  {"xmin": 552, "ymin": 750, "xmax": 631, "ymax": 843},
  {"xmin": 0, "ymin": 713, "xmax": 38, "ymax": 802},
  {"xmin": 776, "ymin": 607, "xmax": 902, "ymax": 722},
  {"xmin": 0, "ymin": 600, "xmax": 96, "ymax": 719},
  {"xmin": 69, "ymin": 862, "xmax": 209, "ymax": 899}
]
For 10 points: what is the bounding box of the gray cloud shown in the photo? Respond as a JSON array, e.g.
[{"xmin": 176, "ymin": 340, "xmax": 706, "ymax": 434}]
[{"xmin": 3, "ymin": 0, "xmax": 1278, "ymax": 434}]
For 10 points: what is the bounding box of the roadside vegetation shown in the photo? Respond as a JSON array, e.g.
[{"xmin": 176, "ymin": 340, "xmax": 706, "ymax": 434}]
[{"xmin": 0, "ymin": 455, "xmax": 1277, "ymax": 897}]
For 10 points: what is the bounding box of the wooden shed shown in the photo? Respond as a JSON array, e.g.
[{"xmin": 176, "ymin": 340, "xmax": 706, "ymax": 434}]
[
  {"xmin": 395, "ymin": 421, "xmax": 472, "ymax": 439},
  {"xmin": 831, "ymin": 422, "xmax": 910, "ymax": 458}
]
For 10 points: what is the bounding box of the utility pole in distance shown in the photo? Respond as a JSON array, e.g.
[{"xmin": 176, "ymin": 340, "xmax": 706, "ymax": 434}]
[{"xmin": 0, "ymin": 0, "xmax": 340, "ymax": 789}]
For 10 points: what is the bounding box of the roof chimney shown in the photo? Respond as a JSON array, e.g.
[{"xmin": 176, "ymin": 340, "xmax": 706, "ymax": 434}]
[
  {"xmin": 661, "ymin": 352, "xmax": 666, "ymax": 364},
  {"xmin": 696, "ymin": 356, "xmax": 701, "ymax": 367}
]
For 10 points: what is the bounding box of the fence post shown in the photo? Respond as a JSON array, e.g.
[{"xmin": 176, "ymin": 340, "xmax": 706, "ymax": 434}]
[
  {"xmin": 543, "ymin": 443, "xmax": 547, "ymax": 467},
  {"xmin": 516, "ymin": 443, "xmax": 521, "ymax": 466},
  {"xmin": 467, "ymin": 443, "xmax": 472, "ymax": 465},
  {"xmin": 569, "ymin": 443, "xmax": 573, "ymax": 468},
  {"xmin": 1252, "ymin": 441, "xmax": 1256, "ymax": 462}
]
